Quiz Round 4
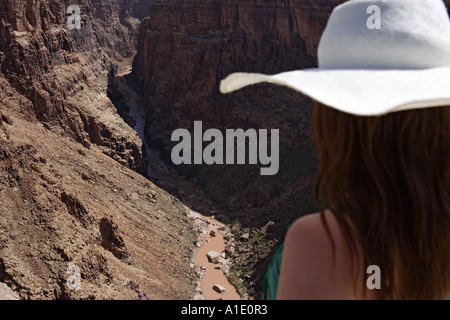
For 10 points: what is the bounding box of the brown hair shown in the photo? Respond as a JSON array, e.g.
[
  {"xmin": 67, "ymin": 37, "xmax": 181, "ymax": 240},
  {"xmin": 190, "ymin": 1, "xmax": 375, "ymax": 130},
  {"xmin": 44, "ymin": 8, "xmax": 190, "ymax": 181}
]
[{"xmin": 312, "ymin": 101, "xmax": 450, "ymax": 300}]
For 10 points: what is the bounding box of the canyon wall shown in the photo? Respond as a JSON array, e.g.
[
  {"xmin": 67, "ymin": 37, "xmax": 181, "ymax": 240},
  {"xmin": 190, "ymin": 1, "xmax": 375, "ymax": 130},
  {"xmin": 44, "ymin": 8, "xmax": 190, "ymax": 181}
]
[
  {"xmin": 133, "ymin": 0, "xmax": 345, "ymax": 136},
  {"xmin": 0, "ymin": 0, "xmax": 199, "ymax": 300},
  {"xmin": 134, "ymin": 0, "xmax": 450, "ymax": 145},
  {"xmin": 0, "ymin": 0, "xmax": 151, "ymax": 171},
  {"xmin": 90, "ymin": 0, "xmax": 152, "ymax": 61}
]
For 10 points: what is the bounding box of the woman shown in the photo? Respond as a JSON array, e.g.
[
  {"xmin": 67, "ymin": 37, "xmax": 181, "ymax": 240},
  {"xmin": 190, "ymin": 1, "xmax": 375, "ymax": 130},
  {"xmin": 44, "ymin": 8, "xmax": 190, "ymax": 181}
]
[{"xmin": 220, "ymin": 0, "xmax": 450, "ymax": 299}]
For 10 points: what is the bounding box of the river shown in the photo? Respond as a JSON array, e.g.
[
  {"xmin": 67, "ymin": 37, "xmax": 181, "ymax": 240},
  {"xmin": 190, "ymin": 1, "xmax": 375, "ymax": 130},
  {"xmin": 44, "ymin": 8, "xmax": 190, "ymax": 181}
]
[{"xmin": 114, "ymin": 70, "xmax": 241, "ymax": 300}]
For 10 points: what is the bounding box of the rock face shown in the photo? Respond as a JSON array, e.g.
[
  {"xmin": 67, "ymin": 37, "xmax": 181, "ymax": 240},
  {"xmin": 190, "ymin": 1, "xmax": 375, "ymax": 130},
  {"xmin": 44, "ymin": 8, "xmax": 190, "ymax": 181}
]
[
  {"xmin": 133, "ymin": 0, "xmax": 343, "ymax": 133},
  {"xmin": 0, "ymin": 125, "xmax": 198, "ymax": 299},
  {"xmin": 0, "ymin": 0, "xmax": 148, "ymax": 172},
  {"xmin": 0, "ymin": 282, "xmax": 19, "ymax": 300},
  {"xmin": 100, "ymin": 217, "xmax": 132, "ymax": 264},
  {"xmin": 0, "ymin": 0, "xmax": 198, "ymax": 300},
  {"xmin": 90, "ymin": 0, "xmax": 152, "ymax": 61},
  {"xmin": 0, "ymin": 0, "xmax": 150, "ymax": 61}
]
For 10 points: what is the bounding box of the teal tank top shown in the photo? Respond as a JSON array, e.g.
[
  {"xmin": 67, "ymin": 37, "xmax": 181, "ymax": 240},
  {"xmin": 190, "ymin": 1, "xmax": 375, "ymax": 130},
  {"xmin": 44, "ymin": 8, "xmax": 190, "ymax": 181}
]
[
  {"xmin": 262, "ymin": 243, "xmax": 284, "ymax": 300},
  {"xmin": 262, "ymin": 243, "xmax": 450, "ymax": 300}
]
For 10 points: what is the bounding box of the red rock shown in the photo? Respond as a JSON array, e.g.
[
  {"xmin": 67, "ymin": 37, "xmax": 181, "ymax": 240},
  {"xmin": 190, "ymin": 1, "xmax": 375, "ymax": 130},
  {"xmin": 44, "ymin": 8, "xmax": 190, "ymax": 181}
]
[
  {"xmin": 0, "ymin": 0, "xmax": 147, "ymax": 172},
  {"xmin": 212, "ymin": 284, "xmax": 226, "ymax": 294}
]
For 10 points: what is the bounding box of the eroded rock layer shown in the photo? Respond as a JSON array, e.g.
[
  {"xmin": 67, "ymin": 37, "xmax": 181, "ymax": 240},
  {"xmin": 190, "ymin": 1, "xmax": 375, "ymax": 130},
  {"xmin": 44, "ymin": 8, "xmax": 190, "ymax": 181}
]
[{"xmin": 0, "ymin": 0, "xmax": 198, "ymax": 300}]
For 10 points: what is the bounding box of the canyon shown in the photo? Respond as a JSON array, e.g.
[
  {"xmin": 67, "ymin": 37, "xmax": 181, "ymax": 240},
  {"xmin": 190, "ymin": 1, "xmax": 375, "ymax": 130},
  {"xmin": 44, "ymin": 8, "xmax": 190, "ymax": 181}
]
[
  {"xmin": 2, "ymin": 0, "xmax": 450, "ymax": 300},
  {"xmin": 0, "ymin": 0, "xmax": 197, "ymax": 300}
]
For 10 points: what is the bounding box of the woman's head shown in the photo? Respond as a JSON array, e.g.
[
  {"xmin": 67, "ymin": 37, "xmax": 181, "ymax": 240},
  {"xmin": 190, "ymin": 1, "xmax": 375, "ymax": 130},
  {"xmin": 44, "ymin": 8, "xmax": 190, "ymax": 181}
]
[{"xmin": 312, "ymin": 101, "xmax": 450, "ymax": 299}]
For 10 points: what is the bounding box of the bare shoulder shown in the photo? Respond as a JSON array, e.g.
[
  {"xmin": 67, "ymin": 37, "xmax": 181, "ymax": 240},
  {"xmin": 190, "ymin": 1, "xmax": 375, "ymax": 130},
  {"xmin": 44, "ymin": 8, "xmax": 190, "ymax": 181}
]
[
  {"xmin": 283, "ymin": 211, "xmax": 338, "ymax": 257},
  {"xmin": 285, "ymin": 210, "xmax": 344, "ymax": 246},
  {"xmin": 277, "ymin": 210, "xmax": 356, "ymax": 300}
]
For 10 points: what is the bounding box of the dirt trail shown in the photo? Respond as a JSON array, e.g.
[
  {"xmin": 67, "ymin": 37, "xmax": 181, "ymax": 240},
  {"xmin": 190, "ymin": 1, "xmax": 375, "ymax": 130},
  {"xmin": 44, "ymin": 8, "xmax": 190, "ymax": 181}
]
[{"xmin": 114, "ymin": 71, "xmax": 241, "ymax": 300}]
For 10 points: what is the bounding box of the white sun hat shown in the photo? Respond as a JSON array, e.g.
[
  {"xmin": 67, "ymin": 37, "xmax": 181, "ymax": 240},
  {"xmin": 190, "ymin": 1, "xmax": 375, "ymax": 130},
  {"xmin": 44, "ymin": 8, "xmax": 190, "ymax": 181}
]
[{"xmin": 219, "ymin": 0, "xmax": 450, "ymax": 116}]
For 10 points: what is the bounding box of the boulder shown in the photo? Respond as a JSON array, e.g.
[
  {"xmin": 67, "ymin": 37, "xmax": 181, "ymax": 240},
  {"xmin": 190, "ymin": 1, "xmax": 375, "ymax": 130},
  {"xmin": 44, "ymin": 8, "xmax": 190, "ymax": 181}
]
[
  {"xmin": 0, "ymin": 283, "xmax": 20, "ymax": 300},
  {"xmin": 1, "ymin": 114, "xmax": 13, "ymax": 125},
  {"xmin": 212, "ymin": 284, "xmax": 226, "ymax": 294},
  {"xmin": 206, "ymin": 251, "xmax": 220, "ymax": 263},
  {"xmin": 241, "ymin": 233, "xmax": 250, "ymax": 240},
  {"xmin": 225, "ymin": 244, "xmax": 235, "ymax": 255},
  {"xmin": 261, "ymin": 221, "xmax": 275, "ymax": 234}
]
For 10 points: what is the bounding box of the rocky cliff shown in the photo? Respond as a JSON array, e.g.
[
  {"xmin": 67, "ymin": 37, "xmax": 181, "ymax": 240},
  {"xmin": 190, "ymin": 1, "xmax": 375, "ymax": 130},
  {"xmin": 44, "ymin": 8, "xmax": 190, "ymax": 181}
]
[
  {"xmin": 0, "ymin": 0, "xmax": 198, "ymax": 300},
  {"xmin": 134, "ymin": 0, "xmax": 338, "ymax": 133},
  {"xmin": 0, "ymin": 0, "xmax": 146, "ymax": 170},
  {"xmin": 90, "ymin": 0, "xmax": 152, "ymax": 61}
]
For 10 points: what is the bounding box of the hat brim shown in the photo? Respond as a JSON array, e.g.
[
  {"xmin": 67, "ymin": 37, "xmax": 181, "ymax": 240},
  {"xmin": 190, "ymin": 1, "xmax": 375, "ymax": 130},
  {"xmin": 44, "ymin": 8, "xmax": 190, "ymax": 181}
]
[{"xmin": 219, "ymin": 67, "xmax": 450, "ymax": 116}]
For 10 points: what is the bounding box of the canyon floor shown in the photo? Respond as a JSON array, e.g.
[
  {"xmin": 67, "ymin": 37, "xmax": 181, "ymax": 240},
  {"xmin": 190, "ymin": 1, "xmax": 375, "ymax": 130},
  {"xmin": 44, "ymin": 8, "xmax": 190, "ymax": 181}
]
[{"xmin": 113, "ymin": 70, "xmax": 242, "ymax": 300}]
